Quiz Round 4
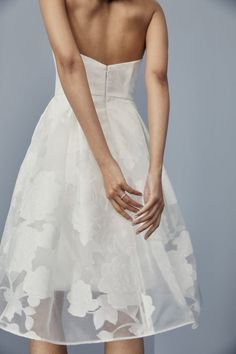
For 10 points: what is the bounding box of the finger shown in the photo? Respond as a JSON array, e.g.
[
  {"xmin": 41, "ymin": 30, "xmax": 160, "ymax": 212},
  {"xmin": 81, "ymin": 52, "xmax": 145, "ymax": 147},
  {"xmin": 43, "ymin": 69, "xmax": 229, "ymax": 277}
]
[
  {"xmin": 121, "ymin": 194, "xmax": 144, "ymax": 208},
  {"xmin": 144, "ymin": 214, "xmax": 162, "ymax": 240},
  {"xmin": 123, "ymin": 182, "xmax": 143, "ymax": 196},
  {"xmin": 136, "ymin": 202, "xmax": 164, "ymax": 224},
  {"xmin": 135, "ymin": 213, "xmax": 158, "ymax": 234},
  {"xmin": 132, "ymin": 203, "xmax": 159, "ymax": 225},
  {"xmin": 144, "ymin": 224, "xmax": 157, "ymax": 240},
  {"xmin": 110, "ymin": 199, "xmax": 133, "ymax": 221},
  {"xmin": 134, "ymin": 198, "xmax": 159, "ymax": 218},
  {"xmin": 114, "ymin": 195, "xmax": 140, "ymax": 213}
]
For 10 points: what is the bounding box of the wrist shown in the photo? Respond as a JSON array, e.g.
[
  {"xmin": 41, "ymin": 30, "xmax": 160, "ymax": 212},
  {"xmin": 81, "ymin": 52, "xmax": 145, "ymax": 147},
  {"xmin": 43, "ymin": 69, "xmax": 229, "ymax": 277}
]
[
  {"xmin": 97, "ymin": 154, "xmax": 115, "ymax": 171},
  {"xmin": 148, "ymin": 163, "xmax": 163, "ymax": 177}
]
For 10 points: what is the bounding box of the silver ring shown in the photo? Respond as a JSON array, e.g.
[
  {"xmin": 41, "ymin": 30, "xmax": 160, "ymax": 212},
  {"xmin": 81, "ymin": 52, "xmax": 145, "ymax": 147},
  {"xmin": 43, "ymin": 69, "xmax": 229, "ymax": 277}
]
[{"xmin": 120, "ymin": 193, "xmax": 126, "ymax": 200}]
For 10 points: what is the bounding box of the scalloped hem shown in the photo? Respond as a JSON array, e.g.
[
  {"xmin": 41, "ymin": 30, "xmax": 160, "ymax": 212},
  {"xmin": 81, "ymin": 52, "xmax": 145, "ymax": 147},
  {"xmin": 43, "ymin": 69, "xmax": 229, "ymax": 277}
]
[{"xmin": 0, "ymin": 320, "xmax": 197, "ymax": 346}]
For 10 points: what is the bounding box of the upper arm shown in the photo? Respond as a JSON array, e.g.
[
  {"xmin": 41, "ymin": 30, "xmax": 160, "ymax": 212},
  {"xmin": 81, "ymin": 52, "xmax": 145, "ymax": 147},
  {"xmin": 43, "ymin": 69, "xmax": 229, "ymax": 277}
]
[
  {"xmin": 145, "ymin": 3, "xmax": 169, "ymax": 81},
  {"xmin": 38, "ymin": 0, "xmax": 81, "ymax": 66}
]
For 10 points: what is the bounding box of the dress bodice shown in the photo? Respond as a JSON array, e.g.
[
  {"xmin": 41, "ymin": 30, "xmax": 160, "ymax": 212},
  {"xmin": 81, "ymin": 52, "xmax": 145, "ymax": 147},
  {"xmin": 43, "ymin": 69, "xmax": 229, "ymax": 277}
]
[{"xmin": 53, "ymin": 53, "xmax": 142, "ymax": 101}]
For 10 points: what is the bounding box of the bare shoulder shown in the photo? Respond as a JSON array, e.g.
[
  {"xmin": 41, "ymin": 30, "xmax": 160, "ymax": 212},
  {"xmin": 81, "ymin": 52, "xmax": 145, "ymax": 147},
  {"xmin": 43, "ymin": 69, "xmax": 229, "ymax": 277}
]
[
  {"xmin": 133, "ymin": 0, "xmax": 166, "ymax": 30},
  {"xmin": 145, "ymin": 0, "xmax": 167, "ymax": 23},
  {"xmin": 145, "ymin": 0, "xmax": 168, "ymax": 35}
]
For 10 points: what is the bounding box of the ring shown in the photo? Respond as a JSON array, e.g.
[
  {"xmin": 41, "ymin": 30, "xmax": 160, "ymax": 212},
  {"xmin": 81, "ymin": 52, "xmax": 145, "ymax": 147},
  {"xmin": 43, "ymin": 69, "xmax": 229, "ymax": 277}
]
[{"xmin": 120, "ymin": 193, "xmax": 126, "ymax": 200}]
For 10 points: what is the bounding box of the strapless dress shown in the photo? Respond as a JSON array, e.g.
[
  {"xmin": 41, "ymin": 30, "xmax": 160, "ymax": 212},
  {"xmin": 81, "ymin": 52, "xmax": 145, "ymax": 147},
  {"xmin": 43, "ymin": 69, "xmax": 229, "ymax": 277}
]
[{"xmin": 0, "ymin": 52, "xmax": 201, "ymax": 345}]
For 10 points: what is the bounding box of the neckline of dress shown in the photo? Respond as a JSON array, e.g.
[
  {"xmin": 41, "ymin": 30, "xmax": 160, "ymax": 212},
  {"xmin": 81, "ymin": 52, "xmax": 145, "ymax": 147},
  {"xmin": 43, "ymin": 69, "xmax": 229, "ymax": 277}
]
[{"xmin": 80, "ymin": 53, "xmax": 143, "ymax": 68}]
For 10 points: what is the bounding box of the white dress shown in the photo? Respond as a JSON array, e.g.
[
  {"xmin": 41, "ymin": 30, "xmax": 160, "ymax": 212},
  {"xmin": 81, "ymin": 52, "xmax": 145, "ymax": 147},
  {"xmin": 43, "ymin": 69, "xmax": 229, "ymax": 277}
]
[{"xmin": 0, "ymin": 52, "xmax": 201, "ymax": 345}]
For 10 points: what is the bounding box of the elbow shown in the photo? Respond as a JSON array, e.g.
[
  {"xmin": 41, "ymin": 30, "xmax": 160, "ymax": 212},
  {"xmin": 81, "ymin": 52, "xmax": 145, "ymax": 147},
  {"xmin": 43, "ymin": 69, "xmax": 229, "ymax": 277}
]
[
  {"xmin": 155, "ymin": 71, "xmax": 168, "ymax": 86},
  {"xmin": 145, "ymin": 70, "xmax": 169, "ymax": 88},
  {"xmin": 57, "ymin": 53, "xmax": 83, "ymax": 73}
]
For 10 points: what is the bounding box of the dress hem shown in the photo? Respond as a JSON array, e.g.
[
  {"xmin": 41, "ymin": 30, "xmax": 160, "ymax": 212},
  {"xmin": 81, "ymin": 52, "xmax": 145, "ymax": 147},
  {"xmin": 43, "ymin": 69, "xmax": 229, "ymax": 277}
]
[{"xmin": 0, "ymin": 320, "xmax": 197, "ymax": 346}]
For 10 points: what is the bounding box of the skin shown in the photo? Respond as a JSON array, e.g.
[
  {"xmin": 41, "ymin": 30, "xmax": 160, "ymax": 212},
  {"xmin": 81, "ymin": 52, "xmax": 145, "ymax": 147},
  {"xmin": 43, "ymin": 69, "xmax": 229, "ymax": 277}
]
[{"xmin": 31, "ymin": 0, "xmax": 169, "ymax": 353}]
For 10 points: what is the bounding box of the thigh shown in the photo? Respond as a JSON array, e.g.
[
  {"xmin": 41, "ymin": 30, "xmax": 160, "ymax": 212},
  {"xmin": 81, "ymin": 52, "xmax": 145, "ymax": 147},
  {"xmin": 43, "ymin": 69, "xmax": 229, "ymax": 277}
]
[
  {"xmin": 105, "ymin": 338, "xmax": 144, "ymax": 354},
  {"xmin": 29, "ymin": 339, "xmax": 67, "ymax": 354}
]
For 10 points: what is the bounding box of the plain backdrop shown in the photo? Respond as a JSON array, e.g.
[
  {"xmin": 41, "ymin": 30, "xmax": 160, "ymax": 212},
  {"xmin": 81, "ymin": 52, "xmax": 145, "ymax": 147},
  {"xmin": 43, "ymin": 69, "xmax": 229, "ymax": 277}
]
[{"xmin": 0, "ymin": 1, "xmax": 235, "ymax": 354}]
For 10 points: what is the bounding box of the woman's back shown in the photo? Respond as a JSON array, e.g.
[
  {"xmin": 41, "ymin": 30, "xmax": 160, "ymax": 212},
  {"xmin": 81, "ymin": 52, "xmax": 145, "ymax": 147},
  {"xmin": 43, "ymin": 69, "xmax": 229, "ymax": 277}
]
[{"xmin": 66, "ymin": 0, "xmax": 156, "ymax": 64}]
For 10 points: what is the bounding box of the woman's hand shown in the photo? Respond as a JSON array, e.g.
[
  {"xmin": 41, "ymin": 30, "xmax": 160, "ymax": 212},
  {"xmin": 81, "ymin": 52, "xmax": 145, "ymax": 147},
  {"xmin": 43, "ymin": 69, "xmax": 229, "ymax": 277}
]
[
  {"xmin": 100, "ymin": 158, "xmax": 144, "ymax": 221},
  {"xmin": 132, "ymin": 171, "xmax": 164, "ymax": 240}
]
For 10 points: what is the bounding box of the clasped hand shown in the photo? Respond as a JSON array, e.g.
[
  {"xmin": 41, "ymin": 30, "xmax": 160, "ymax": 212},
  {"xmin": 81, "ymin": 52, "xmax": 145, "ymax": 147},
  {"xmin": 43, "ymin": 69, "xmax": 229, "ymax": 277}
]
[{"xmin": 101, "ymin": 158, "xmax": 164, "ymax": 240}]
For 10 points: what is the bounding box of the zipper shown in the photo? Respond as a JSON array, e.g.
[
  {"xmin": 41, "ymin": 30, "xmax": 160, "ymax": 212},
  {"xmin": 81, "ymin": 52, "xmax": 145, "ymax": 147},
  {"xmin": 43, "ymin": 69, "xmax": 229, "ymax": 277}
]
[{"xmin": 105, "ymin": 66, "xmax": 108, "ymax": 108}]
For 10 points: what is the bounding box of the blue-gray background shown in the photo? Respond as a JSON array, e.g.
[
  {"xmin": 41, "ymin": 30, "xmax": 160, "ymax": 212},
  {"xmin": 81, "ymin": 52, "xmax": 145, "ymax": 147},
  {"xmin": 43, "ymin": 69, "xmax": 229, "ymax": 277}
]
[{"xmin": 0, "ymin": 1, "xmax": 235, "ymax": 353}]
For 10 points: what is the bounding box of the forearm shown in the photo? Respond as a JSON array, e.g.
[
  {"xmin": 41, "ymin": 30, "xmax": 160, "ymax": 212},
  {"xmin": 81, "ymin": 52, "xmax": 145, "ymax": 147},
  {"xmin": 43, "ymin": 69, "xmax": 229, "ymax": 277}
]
[
  {"xmin": 146, "ymin": 73, "xmax": 170, "ymax": 176},
  {"xmin": 57, "ymin": 58, "xmax": 113, "ymax": 169}
]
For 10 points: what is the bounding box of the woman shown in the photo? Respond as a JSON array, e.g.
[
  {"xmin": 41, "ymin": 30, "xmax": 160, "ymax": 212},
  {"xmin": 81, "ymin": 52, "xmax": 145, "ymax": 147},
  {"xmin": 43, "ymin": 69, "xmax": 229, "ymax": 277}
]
[{"xmin": 0, "ymin": 0, "xmax": 201, "ymax": 353}]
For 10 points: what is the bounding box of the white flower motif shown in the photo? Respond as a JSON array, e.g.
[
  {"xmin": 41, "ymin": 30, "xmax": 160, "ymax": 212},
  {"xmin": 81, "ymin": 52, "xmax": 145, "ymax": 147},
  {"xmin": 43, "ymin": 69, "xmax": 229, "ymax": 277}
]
[
  {"xmin": 20, "ymin": 170, "xmax": 61, "ymax": 222},
  {"xmin": 169, "ymin": 230, "xmax": 195, "ymax": 291},
  {"xmin": 25, "ymin": 316, "xmax": 34, "ymax": 331},
  {"xmin": 142, "ymin": 294, "xmax": 155, "ymax": 318},
  {"xmin": 97, "ymin": 330, "xmax": 114, "ymax": 340},
  {"xmin": 8, "ymin": 222, "xmax": 56, "ymax": 273},
  {"xmin": 98, "ymin": 255, "xmax": 140, "ymax": 309},
  {"xmin": 27, "ymin": 331, "xmax": 42, "ymax": 339},
  {"xmin": 3, "ymin": 322, "xmax": 20, "ymax": 333},
  {"xmin": 24, "ymin": 306, "xmax": 36, "ymax": 331},
  {"xmin": 141, "ymin": 294, "xmax": 155, "ymax": 330},
  {"xmin": 23, "ymin": 266, "xmax": 52, "ymax": 307},
  {"xmin": 67, "ymin": 279, "xmax": 98, "ymax": 317},
  {"xmin": 3, "ymin": 282, "xmax": 24, "ymax": 321},
  {"xmin": 129, "ymin": 322, "xmax": 145, "ymax": 336},
  {"xmin": 123, "ymin": 295, "xmax": 155, "ymax": 336},
  {"xmin": 93, "ymin": 294, "xmax": 118, "ymax": 330}
]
